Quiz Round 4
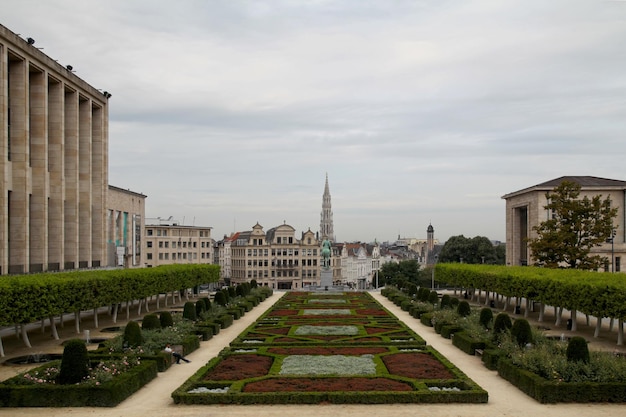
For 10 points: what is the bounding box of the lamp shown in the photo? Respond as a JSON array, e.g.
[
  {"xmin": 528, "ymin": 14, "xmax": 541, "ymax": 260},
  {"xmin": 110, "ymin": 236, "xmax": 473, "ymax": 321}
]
[
  {"xmin": 66, "ymin": 65, "xmax": 73, "ymax": 71},
  {"xmin": 27, "ymin": 37, "xmax": 35, "ymax": 45}
]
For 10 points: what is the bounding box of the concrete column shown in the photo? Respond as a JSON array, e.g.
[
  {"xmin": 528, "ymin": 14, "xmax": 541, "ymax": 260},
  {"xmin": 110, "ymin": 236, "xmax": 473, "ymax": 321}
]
[
  {"xmin": 78, "ymin": 96, "xmax": 92, "ymax": 268},
  {"xmin": 47, "ymin": 78, "xmax": 64, "ymax": 269},
  {"xmin": 64, "ymin": 88, "xmax": 79, "ymax": 269}
]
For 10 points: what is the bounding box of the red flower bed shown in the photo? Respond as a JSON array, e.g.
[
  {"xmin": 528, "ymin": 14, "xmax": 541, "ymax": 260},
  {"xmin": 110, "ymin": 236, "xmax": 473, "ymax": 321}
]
[
  {"xmin": 356, "ymin": 309, "xmax": 389, "ymax": 316},
  {"xmin": 269, "ymin": 309, "xmax": 298, "ymax": 316},
  {"xmin": 268, "ymin": 347, "xmax": 388, "ymax": 355},
  {"xmin": 243, "ymin": 377, "xmax": 413, "ymax": 392},
  {"xmin": 383, "ymin": 353, "xmax": 454, "ymax": 379},
  {"xmin": 204, "ymin": 354, "xmax": 272, "ymax": 380}
]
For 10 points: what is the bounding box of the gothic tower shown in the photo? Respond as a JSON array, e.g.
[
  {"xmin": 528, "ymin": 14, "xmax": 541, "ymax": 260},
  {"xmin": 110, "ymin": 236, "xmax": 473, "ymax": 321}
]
[
  {"xmin": 320, "ymin": 174, "xmax": 335, "ymax": 241},
  {"xmin": 427, "ymin": 223, "xmax": 435, "ymax": 264}
]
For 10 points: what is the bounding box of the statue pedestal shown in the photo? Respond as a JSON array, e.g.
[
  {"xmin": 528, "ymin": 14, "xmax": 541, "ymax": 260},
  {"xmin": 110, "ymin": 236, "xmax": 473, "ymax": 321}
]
[{"xmin": 320, "ymin": 268, "xmax": 333, "ymax": 290}]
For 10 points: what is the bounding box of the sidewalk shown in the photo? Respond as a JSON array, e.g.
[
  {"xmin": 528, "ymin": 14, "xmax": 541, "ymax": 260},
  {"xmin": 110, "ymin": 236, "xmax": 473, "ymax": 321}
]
[{"xmin": 0, "ymin": 290, "xmax": 624, "ymax": 417}]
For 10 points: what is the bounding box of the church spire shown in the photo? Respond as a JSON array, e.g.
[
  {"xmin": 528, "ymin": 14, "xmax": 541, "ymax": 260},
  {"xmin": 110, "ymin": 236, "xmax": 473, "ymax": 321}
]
[{"xmin": 320, "ymin": 173, "xmax": 335, "ymax": 241}]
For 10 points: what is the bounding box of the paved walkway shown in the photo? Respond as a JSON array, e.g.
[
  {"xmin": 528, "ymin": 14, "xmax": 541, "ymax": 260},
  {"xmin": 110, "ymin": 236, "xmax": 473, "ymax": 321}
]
[{"xmin": 0, "ymin": 290, "xmax": 624, "ymax": 417}]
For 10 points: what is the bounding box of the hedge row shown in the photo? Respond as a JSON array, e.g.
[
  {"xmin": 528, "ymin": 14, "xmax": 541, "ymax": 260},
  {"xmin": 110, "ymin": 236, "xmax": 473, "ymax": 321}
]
[
  {"xmin": 0, "ymin": 264, "xmax": 220, "ymax": 326},
  {"xmin": 0, "ymin": 359, "xmax": 158, "ymax": 407},
  {"xmin": 435, "ymin": 264, "xmax": 626, "ymax": 320}
]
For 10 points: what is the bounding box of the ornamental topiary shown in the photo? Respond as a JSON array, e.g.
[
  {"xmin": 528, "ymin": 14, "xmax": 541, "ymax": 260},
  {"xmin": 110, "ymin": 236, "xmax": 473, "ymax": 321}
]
[
  {"xmin": 428, "ymin": 291, "xmax": 439, "ymax": 305},
  {"xmin": 214, "ymin": 290, "xmax": 227, "ymax": 306},
  {"xmin": 123, "ymin": 321, "xmax": 144, "ymax": 348},
  {"xmin": 250, "ymin": 279, "xmax": 258, "ymax": 288},
  {"xmin": 510, "ymin": 318, "xmax": 533, "ymax": 347},
  {"xmin": 221, "ymin": 288, "xmax": 230, "ymax": 302},
  {"xmin": 183, "ymin": 301, "xmax": 197, "ymax": 321},
  {"xmin": 566, "ymin": 336, "xmax": 590, "ymax": 363},
  {"xmin": 196, "ymin": 299, "xmax": 206, "ymax": 316},
  {"xmin": 450, "ymin": 297, "xmax": 460, "ymax": 308},
  {"xmin": 142, "ymin": 313, "xmax": 161, "ymax": 330},
  {"xmin": 417, "ymin": 287, "xmax": 430, "ymax": 302},
  {"xmin": 58, "ymin": 339, "xmax": 89, "ymax": 384},
  {"xmin": 440, "ymin": 294, "xmax": 452, "ymax": 309},
  {"xmin": 228, "ymin": 286, "xmax": 236, "ymax": 298},
  {"xmin": 479, "ymin": 307, "xmax": 494, "ymax": 329},
  {"xmin": 201, "ymin": 297, "xmax": 211, "ymax": 311},
  {"xmin": 457, "ymin": 300, "xmax": 471, "ymax": 317},
  {"xmin": 493, "ymin": 313, "xmax": 512, "ymax": 340},
  {"xmin": 159, "ymin": 311, "xmax": 174, "ymax": 328}
]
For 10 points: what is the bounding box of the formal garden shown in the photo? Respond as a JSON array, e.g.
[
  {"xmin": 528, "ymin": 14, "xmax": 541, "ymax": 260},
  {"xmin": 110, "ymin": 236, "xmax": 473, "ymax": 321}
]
[
  {"xmin": 383, "ymin": 280, "xmax": 626, "ymax": 403},
  {"xmin": 0, "ymin": 268, "xmax": 273, "ymax": 407},
  {"xmin": 172, "ymin": 291, "xmax": 488, "ymax": 405}
]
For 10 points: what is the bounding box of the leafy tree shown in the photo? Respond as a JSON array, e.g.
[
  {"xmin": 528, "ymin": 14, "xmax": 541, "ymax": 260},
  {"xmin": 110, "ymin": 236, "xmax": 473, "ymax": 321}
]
[
  {"xmin": 527, "ymin": 181, "xmax": 617, "ymax": 270},
  {"xmin": 438, "ymin": 235, "xmax": 502, "ymax": 264},
  {"xmin": 377, "ymin": 260, "xmax": 421, "ymax": 287}
]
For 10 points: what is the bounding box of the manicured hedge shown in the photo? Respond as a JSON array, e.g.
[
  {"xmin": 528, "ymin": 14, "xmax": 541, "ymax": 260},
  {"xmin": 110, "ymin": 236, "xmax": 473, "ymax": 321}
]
[
  {"xmin": 0, "ymin": 360, "xmax": 158, "ymax": 407},
  {"xmin": 497, "ymin": 359, "xmax": 626, "ymax": 403},
  {"xmin": 451, "ymin": 332, "xmax": 487, "ymax": 356},
  {"xmin": 0, "ymin": 264, "xmax": 220, "ymax": 327}
]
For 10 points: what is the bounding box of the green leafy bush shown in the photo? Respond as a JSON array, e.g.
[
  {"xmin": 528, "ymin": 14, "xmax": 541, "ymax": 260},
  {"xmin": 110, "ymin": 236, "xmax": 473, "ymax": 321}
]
[
  {"xmin": 142, "ymin": 314, "xmax": 161, "ymax": 330},
  {"xmin": 493, "ymin": 313, "xmax": 512, "ymax": 341},
  {"xmin": 58, "ymin": 339, "xmax": 90, "ymax": 384},
  {"xmin": 183, "ymin": 302, "xmax": 197, "ymax": 321},
  {"xmin": 479, "ymin": 308, "xmax": 493, "ymax": 329},
  {"xmin": 227, "ymin": 286, "xmax": 236, "ymax": 298},
  {"xmin": 123, "ymin": 321, "xmax": 144, "ymax": 348},
  {"xmin": 566, "ymin": 336, "xmax": 590, "ymax": 364},
  {"xmin": 428, "ymin": 290, "xmax": 439, "ymax": 305},
  {"xmin": 214, "ymin": 291, "xmax": 227, "ymax": 306},
  {"xmin": 159, "ymin": 311, "xmax": 174, "ymax": 328},
  {"xmin": 201, "ymin": 297, "xmax": 211, "ymax": 310},
  {"xmin": 440, "ymin": 294, "xmax": 451, "ymax": 309},
  {"xmin": 196, "ymin": 299, "xmax": 207, "ymax": 316},
  {"xmin": 511, "ymin": 319, "xmax": 533, "ymax": 347},
  {"xmin": 456, "ymin": 301, "xmax": 471, "ymax": 317}
]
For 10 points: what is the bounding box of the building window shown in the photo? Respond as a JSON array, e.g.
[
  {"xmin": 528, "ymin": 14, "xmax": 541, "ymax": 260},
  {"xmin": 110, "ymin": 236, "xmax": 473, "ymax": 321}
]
[
  {"xmin": 147, "ymin": 229, "xmax": 153, "ymax": 236},
  {"xmin": 159, "ymin": 253, "xmax": 163, "ymax": 260},
  {"xmin": 172, "ymin": 253, "xmax": 177, "ymax": 260},
  {"xmin": 164, "ymin": 253, "xmax": 169, "ymax": 260},
  {"xmin": 164, "ymin": 241, "xmax": 169, "ymax": 248},
  {"xmin": 159, "ymin": 241, "xmax": 163, "ymax": 248},
  {"xmin": 147, "ymin": 253, "xmax": 152, "ymax": 260},
  {"xmin": 289, "ymin": 237, "xmax": 293, "ymax": 244},
  {"xmin": 617, "ymin": 257, "xmax": 621, "ymax": 272},
  {"xmin": 147, "ymin": 241, "xmax": 153, "ymax": 248}
]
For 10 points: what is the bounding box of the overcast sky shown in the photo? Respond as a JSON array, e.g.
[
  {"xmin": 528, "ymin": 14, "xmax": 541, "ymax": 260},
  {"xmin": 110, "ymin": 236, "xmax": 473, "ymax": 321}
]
[{"xmin": 3, "ymin": 1, "xmax": 626, "ymax": 243}]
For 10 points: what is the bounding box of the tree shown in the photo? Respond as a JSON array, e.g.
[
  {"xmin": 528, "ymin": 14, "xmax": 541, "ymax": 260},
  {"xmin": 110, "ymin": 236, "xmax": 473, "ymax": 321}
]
[
  {"xmin": 438, "ymin": 235, "xmax": 502, "ymax": 264},
  {"xmin": 527, "ymin": 181, "xmax": 617, "ymax": 270},
  {"xmin": 376, "ymin": 260, "xmax": 420, "ymax": 287}
]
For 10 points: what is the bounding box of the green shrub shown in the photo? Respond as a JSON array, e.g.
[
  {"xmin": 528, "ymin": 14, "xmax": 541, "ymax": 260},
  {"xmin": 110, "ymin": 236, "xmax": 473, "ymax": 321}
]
[
  {"xmin": 227, "ymin": 286, "xmax": 236, "ymax": 298},
  {"xmin": 183, "ymin": 301, "xmax": 197, "ymax": 321},
  {"xmin": 123, "ymin": 321, "xmax": 144, "ymax": 348},
  {"xmin": 450, "ymin": 297, "xmax": 460, "ymax": 307},
  {"xmin": 214, "ymin": 291, "xmax": 227, "ymax": 306},
  {"xmin": 196, "ymin": 299, "xmax": 207, "ymax": 316},
  {"xmin": 250, "ymin": 279, "xmax": 258, "ymax": 288},
  {"xmin": 428, "ymin": 291, "xmax": 439, "ymax": 305},
  {"xmin": 510, "ymin": 319, "xmax": 533, "ymax": 347},
  {"xmin": 142, "ymin": 314, "xmax": 161, "ymax": 330},
  {"xmin": 159, "ymin": 311, "xmax": 174, "ymax": 328},
  {"xmin": 457, "ymin": 301, "xmax": 471, "ymax": 317},
  {"xmin": 479, "ymin": 308, "xmax": 493, "ymax": 329},
  {"xmin": 58, "ymin": 339, "xmax": 90, "ymax": 384},
  {"xmin": 407, "ymin": 283, "xmax": 418, "ymax": 297},
  {"xmin": 201, "ymin": 297, "xmax": 211, "ymax": 311},
  {"xmin": 566, "ymin": 336, "xmax": 590, "ymax": 364},
  {"xmin": 493, "ymin": 313, "xmax": 512, "ymax": 341},
  {"xmin": 221, "ymin": 288, "xmax": 230, "ymax": 302},
  {"xmin": 440, "ymin": 294, "xmax": 452, "ymax": 309},
  {"xmin": 417, "ymin": 287, "xmax": 430, "ymax": 302}
]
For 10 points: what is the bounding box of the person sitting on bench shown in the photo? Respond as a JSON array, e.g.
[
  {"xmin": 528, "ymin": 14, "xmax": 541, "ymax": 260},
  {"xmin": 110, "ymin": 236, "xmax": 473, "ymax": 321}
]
[{"xmin": 164, "ymin": 343, "xmax": 190, "ymax": 364}]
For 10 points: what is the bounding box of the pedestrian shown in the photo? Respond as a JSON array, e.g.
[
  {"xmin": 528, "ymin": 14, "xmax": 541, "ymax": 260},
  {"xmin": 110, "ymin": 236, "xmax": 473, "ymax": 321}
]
[{"xmin": 164, "ymin": 343, "xmax": 190, "ymax": 364}]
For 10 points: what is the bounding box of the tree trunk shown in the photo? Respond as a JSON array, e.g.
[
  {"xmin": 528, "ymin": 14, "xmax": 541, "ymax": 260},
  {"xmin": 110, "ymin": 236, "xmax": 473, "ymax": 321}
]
[
  {"xmin": 49, "ymin": 315, "xmax": 59, "ymax": 340},
  {"xmin": 21, "ymin": 324, "xmax": 32, "ymax": 348},
  {"xmin": 594, "ymin": 317, "xmax": 602, "ymax": 338},
  {"xmin": 74, "ymin": 311, "xmax": 81, "ymax": 334},
  {"xmin": 484, "ymin": 291, "xmax": 490, "ymax": 306},
  {"xmin": 126, "ymin": 301, "xmax": 131, "ymax": 320},
  {"xmin": 112, "ymin": 303, "xmax": 119, "ymax": 324},
  {"xmin": 41, "ymin": 319, "xmax": 46, "ymax": 333},
  {"xmin": 137, "ymin": 299, "xmax": 143, "ymax": 316},
  {"xmin": 60, "ymin": 313, "xmax": 65, "ymax": 329},
  {"xmin": 93, "ymin": 307, "xmax": 99, "ymax": 328},
  {"xmin": 503, "ymin": 296, "xmax": 510, "ymax": 312},
  {"xmin": 0, "ymin": 335, "xmax": 4, "ymax": 357},
  {"xmin": 618, "ymin": 319, "xmax": 624, "ymax": 346},
  {"xmin": 555, "ymin": 307, "xmax": 563, "ymax": 326},
  {"xmin": 610, "ymin": 317, "xmax": 615, "ymax": 332},
  {"xmin": 144, "ymin": 297, "xmax": 150, "ymax": 313},
  {"xmin": 570, "ymin": 309, "xmax": 577, "ymax": 332},
  {"xmin": 538, "ymin": 303, "xmax": 545, "ymax": 322},
  {"xmin": 524, "ymin": 299, "xmax": 530, "ymax": 318}
]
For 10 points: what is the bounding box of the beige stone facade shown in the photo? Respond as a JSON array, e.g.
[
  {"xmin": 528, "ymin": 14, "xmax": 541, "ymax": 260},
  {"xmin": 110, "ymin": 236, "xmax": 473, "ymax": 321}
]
[
  {"xmin": 1, "ymin": 25, "xmax": 109, "ymax": 274},
  {"xmin": 144, "ymin": 219, "xmax": 213, "ymax": 268},
  {"xmin": 107, "ymin": 186, "xmax": 146, "ymax": 268},
  {"xmin": 502, "ymin": 176, "xmax": 626, "ymax": 271},
  {"xmin": 226, "ymin": 223, "xmax": 321, "ymax": 290}
]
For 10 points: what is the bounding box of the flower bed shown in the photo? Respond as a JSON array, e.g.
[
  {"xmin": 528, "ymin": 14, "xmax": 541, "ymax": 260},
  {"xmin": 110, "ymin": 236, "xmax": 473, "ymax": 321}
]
[
  {"xmin": 173, "ymin": 291, "xmax": 487, "ymax": 405},
  {"xmin": 0, "ymin": 359, "xmax": 158, "ymax": 407}
]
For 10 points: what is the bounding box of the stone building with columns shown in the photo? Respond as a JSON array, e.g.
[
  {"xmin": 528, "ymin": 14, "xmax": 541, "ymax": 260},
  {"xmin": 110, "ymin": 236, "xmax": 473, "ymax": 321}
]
[
  {"xmin": 502, "ymin": 176, "xmax": 626, "ymax": 272},
  {"xmin": 1, "ymin": 24, "xmax": 110, "ymax": 275},
  {"xmin": 107, "ymin": 186, "xmax": 146, "ymax": 268}
]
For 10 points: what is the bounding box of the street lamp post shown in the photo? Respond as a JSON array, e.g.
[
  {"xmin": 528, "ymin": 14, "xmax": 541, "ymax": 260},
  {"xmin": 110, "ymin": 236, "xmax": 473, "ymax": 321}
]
[{"xmin": 606, "ymin": 229, "xmax": 616, "ymax": 273}]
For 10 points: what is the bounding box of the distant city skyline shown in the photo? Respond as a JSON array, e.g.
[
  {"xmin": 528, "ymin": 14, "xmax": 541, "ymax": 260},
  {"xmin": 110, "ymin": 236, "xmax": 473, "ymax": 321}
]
[{"xmin": 2, "ymin": 1, "xmax": 624, "ymax": 244}]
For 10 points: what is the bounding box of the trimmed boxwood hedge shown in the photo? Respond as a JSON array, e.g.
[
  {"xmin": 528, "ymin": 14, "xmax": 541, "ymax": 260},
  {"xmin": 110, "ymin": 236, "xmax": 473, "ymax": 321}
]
[
  {"xmin": 0, "ymin": 360, "xmax": 158, "ymax": 407},
  {"xmin": 451, "ymin": 332, "xmax": 487, "ymax": 356},
  {"xmin": 497, "ymin": 359, "xmax": 626, "ymax": 403}
]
